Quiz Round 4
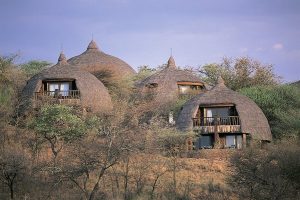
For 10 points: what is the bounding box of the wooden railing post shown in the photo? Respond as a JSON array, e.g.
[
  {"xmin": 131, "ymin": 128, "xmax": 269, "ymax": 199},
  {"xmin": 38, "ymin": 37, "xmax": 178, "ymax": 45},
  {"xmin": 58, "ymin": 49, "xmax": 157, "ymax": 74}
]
[{"xmin": 213, "ymin": 116, "xmax": 221, "ymax": 148}]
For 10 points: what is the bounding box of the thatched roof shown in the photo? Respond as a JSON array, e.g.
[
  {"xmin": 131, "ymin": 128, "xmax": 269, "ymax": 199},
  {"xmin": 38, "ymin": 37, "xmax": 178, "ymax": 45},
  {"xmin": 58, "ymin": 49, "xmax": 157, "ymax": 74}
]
[
  {"xmin": 136, "ymin": 56, "xmax": 206, "ymax": 103},
  {"xmin": 67, "ymin": 40, "xmax": 136, "ymax": 81},
  {"xmin": 21, "ymin": 52, "xmax": 113, "ymax": 113},
  {"xmin": 176, "ymin": 77, "xmax": 272, "ymax": 141}
]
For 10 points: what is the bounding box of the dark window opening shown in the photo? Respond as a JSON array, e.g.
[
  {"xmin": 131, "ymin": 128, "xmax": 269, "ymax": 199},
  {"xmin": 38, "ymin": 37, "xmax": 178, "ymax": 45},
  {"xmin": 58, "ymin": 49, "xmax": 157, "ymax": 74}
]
[
  {"xmin": 38, "ymin": 79, "xmax": 80, "ymax": 99},
  {"xmin": 197, "ymin": 135, "xmax": 213, "ymax": 149},
  {"xmin": 146, "ymin": 83, "xmax": 158, "ymax": 88}
]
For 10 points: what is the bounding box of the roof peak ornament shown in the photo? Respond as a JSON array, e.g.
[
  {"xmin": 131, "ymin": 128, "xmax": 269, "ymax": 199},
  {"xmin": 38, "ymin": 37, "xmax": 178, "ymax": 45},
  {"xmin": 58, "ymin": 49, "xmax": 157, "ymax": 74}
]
[
  {"xmin": 87, "ymin": 40, "xmax": 100, "ymax": 51},
  {"xmin": 167, "ymin": 56, "xmax": 176, "ymax": 69},
  {"xmin": 57, "ymin": 51, "xmax": 68, "ymax": 65}
]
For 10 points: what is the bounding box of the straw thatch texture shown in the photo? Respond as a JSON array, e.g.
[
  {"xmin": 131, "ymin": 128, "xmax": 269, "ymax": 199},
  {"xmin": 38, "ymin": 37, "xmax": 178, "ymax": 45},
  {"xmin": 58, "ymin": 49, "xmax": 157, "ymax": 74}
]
[
  {"xmin": 136, "ymin": 56, "xmax": 206, "ymax": 104},
  {"xmin": 22, "ymin": 53, "xmax": 113, "ymax": 113},
  {"xmin": 176, "ymin": 77, "xmax": 272, "ymax": 141},
  {"xmin": 68, "ymin": 40, "xmax": 136, "ymax": 81}
]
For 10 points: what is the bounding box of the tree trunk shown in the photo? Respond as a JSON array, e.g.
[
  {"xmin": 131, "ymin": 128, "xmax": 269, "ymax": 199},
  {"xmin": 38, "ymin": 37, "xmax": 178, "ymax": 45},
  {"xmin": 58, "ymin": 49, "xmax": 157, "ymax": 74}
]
[
  {"xmin": 89, "ymin": 168, "xmax": 106, "ymax": 200},
  {"xmin": 9, "ymin": 182, "xmax": 14, "ymax": 199}
]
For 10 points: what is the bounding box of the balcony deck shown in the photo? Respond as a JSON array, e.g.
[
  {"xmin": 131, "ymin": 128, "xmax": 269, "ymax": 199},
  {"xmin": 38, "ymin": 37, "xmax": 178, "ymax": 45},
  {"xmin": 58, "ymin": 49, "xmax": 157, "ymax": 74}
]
[
  {"xmin": 192, "ymin": 116, "xmax": 241, "ymax": 133},
  {"xmin": 34, "ymin": 90, "xmax": 81, "ymax": 106}
]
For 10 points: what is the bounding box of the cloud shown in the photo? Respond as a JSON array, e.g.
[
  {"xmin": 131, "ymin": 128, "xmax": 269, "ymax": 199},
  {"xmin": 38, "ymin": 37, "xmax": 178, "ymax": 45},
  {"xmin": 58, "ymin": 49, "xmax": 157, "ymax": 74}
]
[{"xmin": 273, "ymin": 43, "xmax": 283, "ymax": 50}]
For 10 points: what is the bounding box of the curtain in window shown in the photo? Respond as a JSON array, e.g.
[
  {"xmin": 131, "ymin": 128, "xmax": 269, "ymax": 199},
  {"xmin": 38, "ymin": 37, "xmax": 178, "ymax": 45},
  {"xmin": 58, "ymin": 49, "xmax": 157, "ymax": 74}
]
[
  {"xmin": 49, "ymin": 83, "xmax": 59, "ymax": 96},
  {"xmin": 206, "ymin": 109, "xmax": 213, "ymax": 123},
  {"xmin": 60, "ymin": 83, "xmax": 69, "ymax": 96},
  {"xmin": 49, "ymin": 83, "xmax": 59, "ymax": 91},
  {"xmin": 226, "ymin": 135, "xmax": 235, "ymax": 148}
]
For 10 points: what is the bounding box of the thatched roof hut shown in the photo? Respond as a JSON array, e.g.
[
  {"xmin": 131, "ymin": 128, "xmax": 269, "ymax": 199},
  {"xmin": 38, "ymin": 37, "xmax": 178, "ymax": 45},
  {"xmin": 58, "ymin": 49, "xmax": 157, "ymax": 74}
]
[
  {"xmin": 21, "ymin": 52, "xmax": 113, "ymax": 114},
  {"xmin": 68, "ymin": 40, "xmax": 136, "ymax": 83},
  {"xmin": 176, "ymin": 77, "xmax": 272, "ymax": 141},
  {"xmin": 136, "ymin": 56, "xmax": 206, "ymax": 104}
]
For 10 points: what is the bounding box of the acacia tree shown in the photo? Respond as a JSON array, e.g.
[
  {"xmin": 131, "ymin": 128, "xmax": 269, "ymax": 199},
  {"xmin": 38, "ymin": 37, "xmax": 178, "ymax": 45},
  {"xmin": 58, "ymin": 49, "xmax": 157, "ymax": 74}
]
[
  {"xmin": 0, "ymin": 147, "xmax": 29, "ymax": 200},
  {"xmin": 50, "ymin": 111, "xmax": 134, "ymax": 200},
  {"xmin": 199, "ymin": 57, "xmax": 280, "ymax": 90},
  {"xmin": 30, "ymin": 105, "xmax": 86, "ymax": 165}
]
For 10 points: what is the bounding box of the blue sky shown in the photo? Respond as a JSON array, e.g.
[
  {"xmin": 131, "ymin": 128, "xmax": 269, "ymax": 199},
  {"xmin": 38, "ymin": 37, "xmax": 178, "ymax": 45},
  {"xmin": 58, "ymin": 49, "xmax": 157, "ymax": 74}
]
[{"xmin": 1, "ymin": 0, "xmax": 299, "ymax": 82}]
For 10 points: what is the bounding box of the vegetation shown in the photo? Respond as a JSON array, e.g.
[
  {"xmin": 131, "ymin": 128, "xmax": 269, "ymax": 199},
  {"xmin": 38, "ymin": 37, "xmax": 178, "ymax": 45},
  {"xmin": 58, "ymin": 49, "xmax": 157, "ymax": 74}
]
[
  {"xmin": 20, "ymin": 60, "xmax": 51, "ymax": 78},
  {"xmin": 199, "ymin": 56, "xmax": 280, "ymax": 90},
  {"xmin": 240, "ymin": 85, "xmax": 300, "ymax": 139},
  {"xmin": 0, "ymin": 53, "xmax": 299, "ymax": 199},
  {"xmin": 229, "ymin": 140, "xmax": 300, "ymax": 200}
]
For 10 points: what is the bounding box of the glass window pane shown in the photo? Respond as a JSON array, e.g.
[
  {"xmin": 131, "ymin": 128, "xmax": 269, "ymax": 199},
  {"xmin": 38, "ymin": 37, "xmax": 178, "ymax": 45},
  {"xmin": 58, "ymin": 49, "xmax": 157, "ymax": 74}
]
[
  {"xmin": 49, "ymin": 83, "xmax": 59, "ymax": 91},
  {"xmin": 226, "ymin": 136, "xmax": 235, "ymax": 148},
  {"xmin": 236, "ymin": 135, "xmax": 242, "ymax": 149},
  {"xmin": 179, "ymin": 85, "xmax": 190, "ymax": 94},
  {"xmin": 60, "ymin": 83, "xmax": 69, "ymax": 96},
  {"xmin": 199, "ymin": 136, "xmax": 213, "ymax": 148}
]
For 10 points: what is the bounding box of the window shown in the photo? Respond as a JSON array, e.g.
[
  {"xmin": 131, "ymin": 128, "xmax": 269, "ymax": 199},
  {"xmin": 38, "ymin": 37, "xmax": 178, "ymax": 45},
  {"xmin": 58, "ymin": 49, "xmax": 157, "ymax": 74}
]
[
  {"xmin": 178, "ymin": 85, "xmax": 190, "ymax": 94},
  {"xmin": 198, "ymin": 135, "xmax": 213, "ymax": 149},
  {"xmin": 205, "ymin": 107, "xmax": 230, "ymax": 118},
  {"xmin": 48, "ymin": 82, "xmax": 70, "ymax": 96},
  {"xmin": 177, "ymin": 82, "xmax": 204, "ymax": 95},
  {"xmin": 225, "ymin": 135, "xmax": 242, "ymax": 148}
]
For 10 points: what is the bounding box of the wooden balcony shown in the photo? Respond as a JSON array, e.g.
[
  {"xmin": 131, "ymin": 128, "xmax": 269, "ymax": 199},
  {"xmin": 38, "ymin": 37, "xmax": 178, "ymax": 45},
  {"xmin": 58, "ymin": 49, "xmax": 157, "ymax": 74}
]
[
  {"xmin": 34, "ymin": 90, "xmax": 81, "ymax": 106},
  {"xmin": 193, "ymin": 116, "xmax": 241, "ymax": 133},
  {"xmin": 35, "ymin": 90, "xmax": 80, "ymax": 99}
]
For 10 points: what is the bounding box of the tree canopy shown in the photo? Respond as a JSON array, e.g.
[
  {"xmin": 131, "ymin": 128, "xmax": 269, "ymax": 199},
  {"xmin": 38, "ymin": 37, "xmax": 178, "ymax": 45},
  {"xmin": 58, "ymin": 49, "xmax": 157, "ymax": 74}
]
[
  {"xmin": 239, "ymin": 85, "xmax": 300, "ymax": 139},
  {"xmin": 199, "ymin": 56, "xmax": 280, "ymax": 90},
  {"xmin": 20, "ymin": 60, "xmax": 51, "ymax": 78}
]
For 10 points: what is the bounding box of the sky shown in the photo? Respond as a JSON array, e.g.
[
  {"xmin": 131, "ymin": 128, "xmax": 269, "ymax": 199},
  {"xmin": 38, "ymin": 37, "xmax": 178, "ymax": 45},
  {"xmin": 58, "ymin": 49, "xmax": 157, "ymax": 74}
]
[{"xmin": 1, "ymin": 0, "xmax": 300, "ymax": 82}]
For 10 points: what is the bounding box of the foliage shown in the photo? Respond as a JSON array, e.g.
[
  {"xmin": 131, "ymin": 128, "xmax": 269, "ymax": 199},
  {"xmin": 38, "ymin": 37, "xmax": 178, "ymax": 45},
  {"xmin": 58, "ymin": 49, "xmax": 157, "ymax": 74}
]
[
  {"xmin": 30, "ymin": 104, "xmax": 87, "ymax": 164},
  {"xmin": 170, "ymin": 95, "xmax": 193, "ymax": 120},
  {"xmin": 199, "ymin": 56, "xmax": 280, "ymax": 90},
  {"xmin": 229, "ymin": 141, "xmax": 300, "ymax": 200},
  {"xmin": 20, "ymin": 60, "xmax": 51, "ymax": 78},
  {"xmin": 133, "ymin": 65, "xmax": 156, "ymax": 82},
  {"xmin": 31, "ymin": 105, "xmax": 86, "ymax": 141},
  {"xmin": 0, "ymin": 54, "xmax": 26, "ymax": 124},
  {"xmin": 239, "ymin": 85, "xmax": 300, "ymax": 138}
]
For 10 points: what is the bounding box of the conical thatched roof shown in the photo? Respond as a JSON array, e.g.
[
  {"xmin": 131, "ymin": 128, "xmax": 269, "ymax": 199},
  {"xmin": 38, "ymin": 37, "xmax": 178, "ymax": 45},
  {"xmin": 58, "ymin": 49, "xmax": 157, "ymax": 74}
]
[
  {"xmin": 67, "ymin": 40, "xmax": 136, "ymax": 81},
  {"xmin": 136, "ymin": 56, "xmax": 206, "ymax": 103},
  {"xmin": 21, "ymin": 52, "xmax": 113, "ymax": 113},
  {"xmin": 176, "ymin": 77, "xmax": 272, "ymax": 141}
]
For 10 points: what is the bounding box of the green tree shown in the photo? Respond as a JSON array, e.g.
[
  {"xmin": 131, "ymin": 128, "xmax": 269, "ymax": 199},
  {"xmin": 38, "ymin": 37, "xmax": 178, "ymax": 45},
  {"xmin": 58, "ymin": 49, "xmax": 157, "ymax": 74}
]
[
  {"xmin": 30, "ymin": 105, "xmax": 86, "ymax": 164},
  {"xmin": 239, "ymin": 85, "xmax": 300, "ymax": 139},
  {"xmin": 199, "ymin": 57, "xmax": 280, "ymax": 90},
  {"xmin": 20, "ymin": 60, "xmax": 51, "ymax": 78}
]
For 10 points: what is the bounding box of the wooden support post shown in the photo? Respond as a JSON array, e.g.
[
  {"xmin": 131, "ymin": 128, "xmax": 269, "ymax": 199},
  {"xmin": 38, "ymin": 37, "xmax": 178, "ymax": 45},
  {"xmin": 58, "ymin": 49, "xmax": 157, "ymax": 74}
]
[
  {"xmin": 242, "ymin": 133, "xmax": 247, "ymax": 148},
  {"xmin": 214, "ymin": 116, "xmax": 220, "ymax": 148}
]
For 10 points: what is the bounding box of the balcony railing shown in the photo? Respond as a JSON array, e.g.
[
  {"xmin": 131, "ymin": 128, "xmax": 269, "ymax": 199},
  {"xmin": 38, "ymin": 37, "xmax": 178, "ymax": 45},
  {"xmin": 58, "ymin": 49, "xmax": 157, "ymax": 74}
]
[
  {"xmin": 193, "ymin": 116, "xmax": 241, "ymax": 133},
  {"xmin": 35, "ymin": 90, "xmax": 80, "ymax": 100},
  {"xmin": 193, "ymin": 116, "xmax": 240, "ymax": 127}
]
